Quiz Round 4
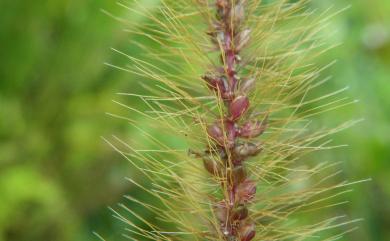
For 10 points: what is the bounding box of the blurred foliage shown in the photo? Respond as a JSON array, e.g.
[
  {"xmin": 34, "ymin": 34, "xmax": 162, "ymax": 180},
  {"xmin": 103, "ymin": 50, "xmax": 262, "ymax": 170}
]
[{"xmin": 0, "ymin": 0, "xmax": 389, "ymax": 240}]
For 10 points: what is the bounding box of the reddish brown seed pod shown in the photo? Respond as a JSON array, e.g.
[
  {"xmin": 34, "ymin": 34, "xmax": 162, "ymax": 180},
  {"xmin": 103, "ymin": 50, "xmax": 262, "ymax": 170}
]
[
  {"xmin": 232, "ymin": 205, "xmax": 249, "ymax": 220},
  {"xmin": 207, "ymin": 122, "xmax": 236, "ymax": 148},
  {"xmin": 234, "ymin": 142, "xmax": 262, "ymax": 158},
  {"xmin": 230, "ymin": 95, "xmax": 249, "ymax": 120},
  {"xmin": 239, "ymin": 120, "xmax": 267, "ymax": 138},
  {"xmin": 202, "ymin": 74, "xmax": 229, "ymax": 93},
  {"xmin": 224, "ymin": 121, "xmax": 237, "ymax": 146},
  {"xmin": 232, "ymin": 165, "xmax": 247, "ymax": 185},
  {"xmin": 202, "ymin": 74, "xmax": 220, "ymax": 90},
  {"xmin": 202, "ymin": 155, "xmax": 221, "ymax": 175},
  {"xmin": 236, "ymin": 179, "xmax": 256, "ymax": 203},
  {"xmin": 202, "ymin": 74, "xmax": 235, "ymax": 100},
  {"xmin": 207, "ymin": 123, "xmax": 224, "ymax": 144},
  {"xmin": 239, "ymin": 221, "xmax": 256, "ymax": 241}
]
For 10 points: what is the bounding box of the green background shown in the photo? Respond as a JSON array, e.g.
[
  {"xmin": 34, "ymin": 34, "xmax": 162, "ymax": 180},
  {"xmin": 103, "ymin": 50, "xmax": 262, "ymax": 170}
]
[{"xmin": 0, "ymin": 0, "xmax": 389, "ymax": 240}]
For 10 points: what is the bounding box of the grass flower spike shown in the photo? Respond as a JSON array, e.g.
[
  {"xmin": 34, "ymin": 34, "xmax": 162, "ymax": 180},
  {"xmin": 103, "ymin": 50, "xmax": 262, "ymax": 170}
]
[
  {"xmin": 105, "ymin": 0, "xmax": 362, "ymax": 240},
  {"xmin": 197, "ymin": 1, "xmax": 267, "ymax": 239}
]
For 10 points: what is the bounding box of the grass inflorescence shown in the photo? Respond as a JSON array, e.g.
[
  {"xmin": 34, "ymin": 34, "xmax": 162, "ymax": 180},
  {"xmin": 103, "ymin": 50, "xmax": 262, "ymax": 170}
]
[{"xmin": 104, "ymin": 0, "xmax": 362, "ymax": 240}]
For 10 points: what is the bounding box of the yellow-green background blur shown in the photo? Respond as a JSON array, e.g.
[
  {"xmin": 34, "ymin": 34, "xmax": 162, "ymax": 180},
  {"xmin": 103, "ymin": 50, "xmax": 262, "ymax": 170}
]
[{"xmin": 0, "ymin": 0, "xmax": 389, "ymax": 240}]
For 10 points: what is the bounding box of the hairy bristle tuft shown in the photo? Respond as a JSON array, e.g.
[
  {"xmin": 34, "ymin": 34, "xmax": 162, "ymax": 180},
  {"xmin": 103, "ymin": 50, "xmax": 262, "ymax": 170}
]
[{"xmin": 105, "ymin": 0, "xmax": 361, "ymax": 240}]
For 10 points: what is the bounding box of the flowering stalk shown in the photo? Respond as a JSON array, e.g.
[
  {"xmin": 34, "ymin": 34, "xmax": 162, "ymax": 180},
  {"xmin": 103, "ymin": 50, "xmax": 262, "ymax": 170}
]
[
  {"xmin": 104, "ymin": 0, "xmax": 359, "ymax": 240},
  {"xmin": 195, "ymin": 1, "xmax": 266, "ymax": 240}
]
